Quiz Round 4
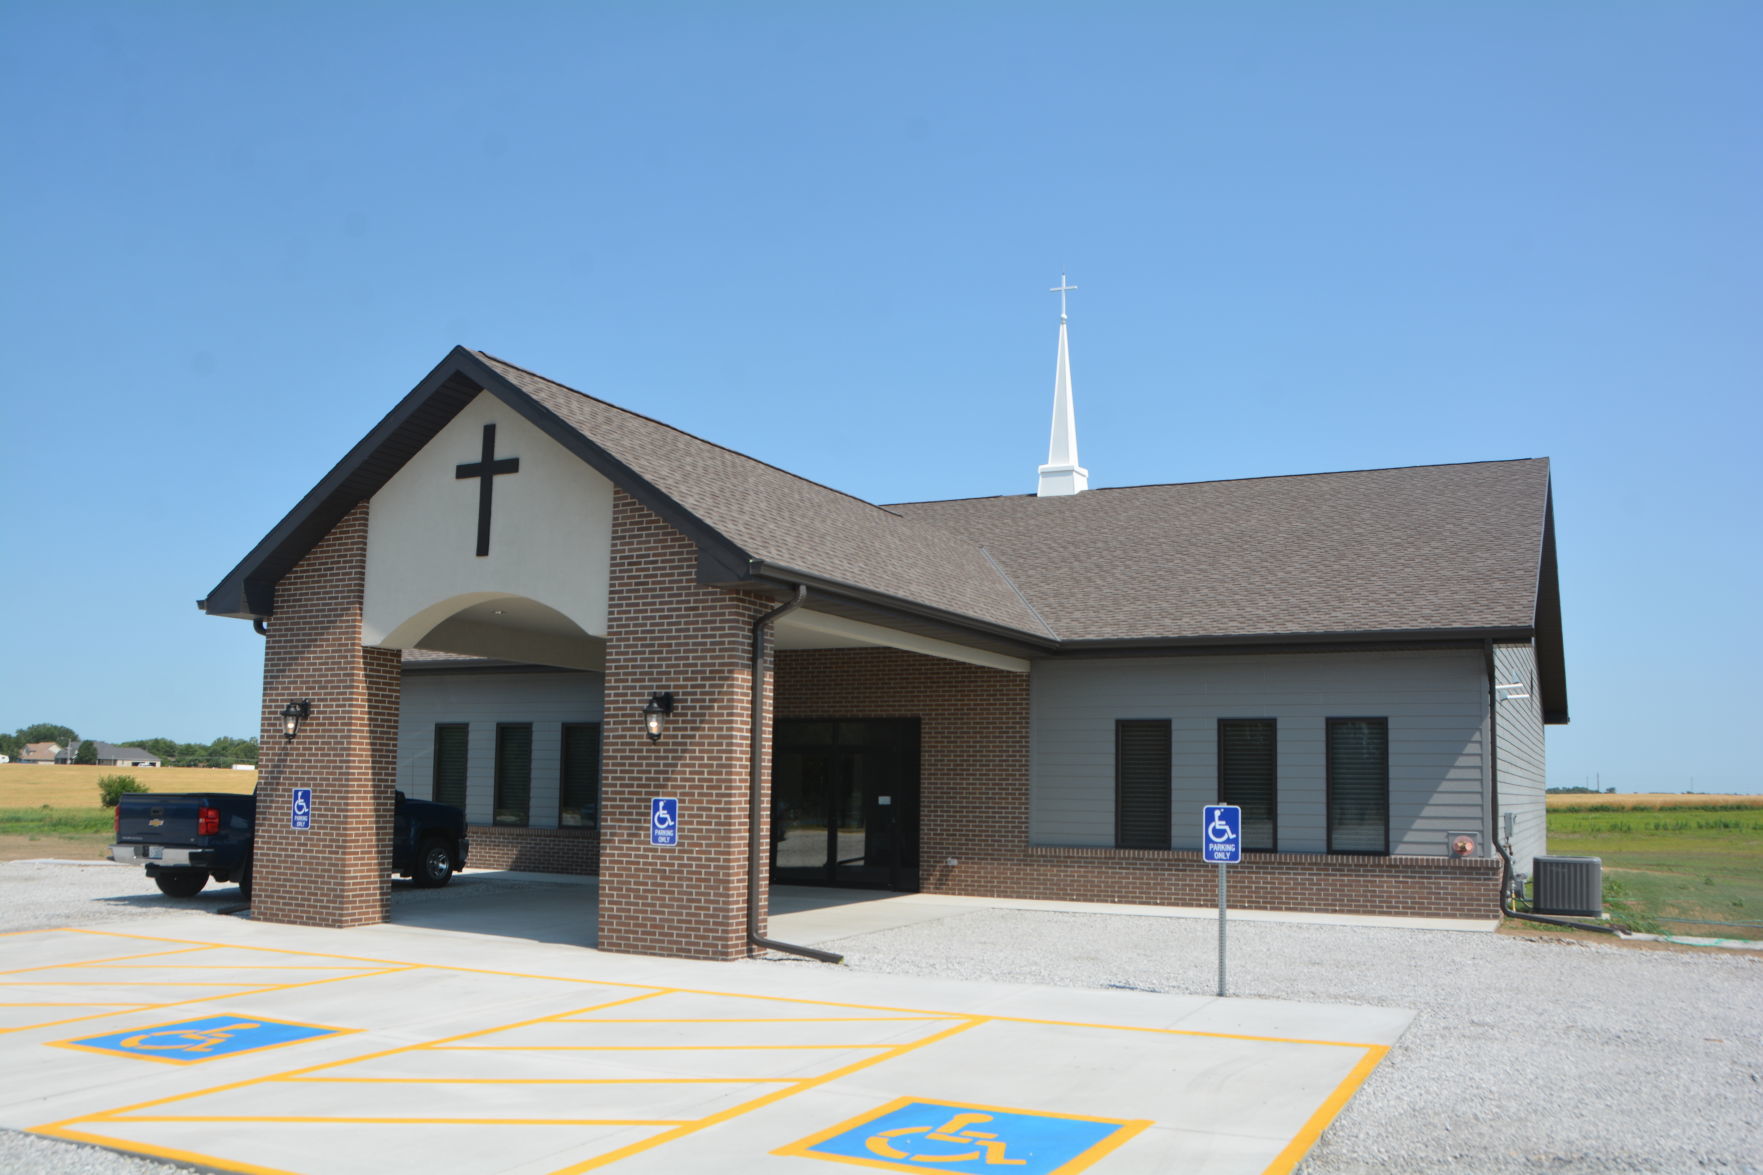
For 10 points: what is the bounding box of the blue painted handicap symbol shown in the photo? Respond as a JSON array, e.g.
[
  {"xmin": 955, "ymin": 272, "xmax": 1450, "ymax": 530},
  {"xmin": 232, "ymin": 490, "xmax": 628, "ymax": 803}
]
[
  {"xmin": 778, "ymin": 1097, "xmax": 1150, "ymax": 1175},
  {"xmin": 57, "ymin": 1015, "xmax": 348, "ymax": 1065}
]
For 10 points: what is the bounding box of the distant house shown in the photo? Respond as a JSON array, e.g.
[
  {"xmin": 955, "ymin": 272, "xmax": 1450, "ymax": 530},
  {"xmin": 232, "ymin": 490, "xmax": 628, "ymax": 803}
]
[
  {"xmin": 57, "ymin": 742, "xmax": 163, "ymax": 768},
  {"xmin": 18, "ymin": 742, "xmax": 63, "ymax": 764}
]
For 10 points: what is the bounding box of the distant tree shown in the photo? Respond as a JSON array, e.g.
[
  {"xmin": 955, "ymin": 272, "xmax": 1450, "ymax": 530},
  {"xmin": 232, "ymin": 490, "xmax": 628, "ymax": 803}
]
[
  {"xmin": 15, "ymin": 723, "xmax": 77, "ymax": 747},
  {"xmin": 74, "ymin": 739, "xmax": 98, "ymax": 765},
  {"xmin": 0, "ymin": 732, "xmax": 18, "ymax": 759},
  {"xmin": 122, "ymin": 738, "xmax": 181, "ymax": 761}
]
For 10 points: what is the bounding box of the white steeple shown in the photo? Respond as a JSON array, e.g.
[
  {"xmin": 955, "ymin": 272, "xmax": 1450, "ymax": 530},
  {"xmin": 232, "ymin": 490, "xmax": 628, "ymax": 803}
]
[{"xmin": 1037, "ymin": 273, "xmax": 1089, "ymax": 497}]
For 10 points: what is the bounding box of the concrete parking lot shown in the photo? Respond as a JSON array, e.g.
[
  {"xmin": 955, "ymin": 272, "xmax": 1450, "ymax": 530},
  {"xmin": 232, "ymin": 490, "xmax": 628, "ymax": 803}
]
[{"xmin": 1, "ymin": 871, "xmax": 1409, "ymax": 1175}]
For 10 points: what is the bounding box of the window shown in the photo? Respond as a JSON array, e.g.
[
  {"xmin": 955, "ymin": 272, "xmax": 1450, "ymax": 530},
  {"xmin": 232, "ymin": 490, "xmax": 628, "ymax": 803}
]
[
  {"xmin": 559, "ymin": 723, "xmax": 601, "ymax": 829},
  {"xmin": 432, "ymin": 724, "xmax": 468, "ymax": 809},
  {"xmin": 1327, "ymin": 718, "xmax": 1388, "ymax": 854},
  {"xmin": 1218, "ymin": 719, "xmax": 1276, "ymax": 852},
  {"xmin": 493, "ymin": 724, "xmax": 533, "ymax": 827},
  {"xmin": 1115, "ymin": 720, "xmax": 1171, "ymax": 849}
]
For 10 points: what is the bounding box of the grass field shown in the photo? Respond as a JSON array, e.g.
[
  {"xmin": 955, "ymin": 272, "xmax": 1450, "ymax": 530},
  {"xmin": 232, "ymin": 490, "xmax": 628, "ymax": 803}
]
[
  {"xmin": 1544, "ymin": 796, "xmax": 1763, "ymax": 940},
  {"xmin": 0, "ymin": 764, "xmax": 256, "ymax": 862}
]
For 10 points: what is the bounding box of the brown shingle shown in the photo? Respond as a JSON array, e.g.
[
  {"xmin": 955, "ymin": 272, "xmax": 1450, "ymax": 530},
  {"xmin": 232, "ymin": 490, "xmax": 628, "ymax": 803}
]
[
  {"xmin": 479, "ymin": 354, "xmax": 1050, "ymax": 637},
  {"xmin": 886, "ymin": 459, "xmax": 1550, "ymax": 641}
]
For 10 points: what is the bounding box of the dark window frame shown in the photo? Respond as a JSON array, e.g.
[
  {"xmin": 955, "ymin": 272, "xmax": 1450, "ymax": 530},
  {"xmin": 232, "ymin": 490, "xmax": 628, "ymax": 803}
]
[
  {"xmin": 1326, "ymin": 716, "xmax": 1389, "ymax": 855},
  {"xmin": 1217, "ymin": 718, "xmax": 1277, "ymax": 853},
  {"xmin": 558, "ymin": 721, "xmax": 602, "ymax": 830},
  {"xmin": 1114, "ymin": 719, "xmax": 1172, "ymax": 850},
  {"xmin": 493, "ymin": 722, "xmax": 533, "ymax": 828},
  {"xmin": 432, "ymin": 723, "xmax": 468, "ymax": 809}
]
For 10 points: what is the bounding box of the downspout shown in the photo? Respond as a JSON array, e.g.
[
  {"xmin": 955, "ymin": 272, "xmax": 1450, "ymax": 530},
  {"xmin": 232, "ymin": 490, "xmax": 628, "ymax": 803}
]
[
  {"xmin": 1486, "ymin": 639, "xmax": 1617, "ymax": 934},
  {"xmin": 253, "ymin": 618, "xmax": 269, "ymax": 636},
  {"xmin": 748, "ymin": 585, "xmax": 843, "ymax": 963}
]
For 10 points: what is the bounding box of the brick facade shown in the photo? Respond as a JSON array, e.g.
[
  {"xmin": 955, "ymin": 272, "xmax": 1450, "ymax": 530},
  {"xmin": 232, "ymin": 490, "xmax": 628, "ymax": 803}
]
[
  {"xmin": 597, "ymin": 490, "xmax": 777, "ymax": 960},
  {"xmin": 775, "ymin": 646, "xmax": 1501, "ymax": 920},
  {"xmin": 253, "ymin": 501, "xmax": 400, "ymax": 928},
  {"xmin": 467, "ymin": 825, "xmax": 599, "ymax": 875}
]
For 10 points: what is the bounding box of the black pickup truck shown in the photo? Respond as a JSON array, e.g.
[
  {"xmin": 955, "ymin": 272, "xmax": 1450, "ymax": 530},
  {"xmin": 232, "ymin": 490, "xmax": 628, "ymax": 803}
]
[{"xmin": 110, "ymin": 790, "xmax": 469, "ymax": 899}]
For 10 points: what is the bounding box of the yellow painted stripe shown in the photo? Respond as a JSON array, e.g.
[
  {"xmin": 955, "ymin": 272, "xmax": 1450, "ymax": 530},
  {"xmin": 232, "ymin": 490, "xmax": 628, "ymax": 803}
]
[
  {"xmin": 0, "ymin": 967, "xmax": 410, "ymax": 1037},
  {"xmin": 551, "ymin": 1016, "xmax": 963, "ymax": 1024},
  {"xmin": 29, "ymin": 1126, "xmax": 303, "ymax": 1175},
  {"xmin": 104, "ymin": 1116, "xmax": 692, "ymax": 1127},
  {"xmin": 0, "ymin": 945, "xmax": 219, "ymax": 976},
  {"xmin": 41, "ymin": 989, "xmax": 675, "ymax": 1127},
  {"xmin": 279, "ymin": 1076, "xmax": 795, "ymax": 1085},
  {"xmin": 546, "ymin": 1017, "xmax": 988, "ymax": 1175},
  {"xmin": 1258, "ymin": 1044, "xmax": 1390, "ymax": 1175},
  {"xmin": 431, "ymin": 1044, "xmax": 898, "ymax": 1052}
]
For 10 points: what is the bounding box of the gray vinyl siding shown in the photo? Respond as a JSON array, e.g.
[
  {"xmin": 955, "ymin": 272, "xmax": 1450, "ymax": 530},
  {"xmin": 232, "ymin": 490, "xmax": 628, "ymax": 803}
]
[
  {"xmin": 1494, "ymin": 642, "xmax": 1547, "ymax": 873},
  {"xmin": 1030, "ymin": 651, "xmax": 1489, "ymax": 856},
  {"xmin": 397, "ymin": 670, "xmax": 604, "ymax": 829}
]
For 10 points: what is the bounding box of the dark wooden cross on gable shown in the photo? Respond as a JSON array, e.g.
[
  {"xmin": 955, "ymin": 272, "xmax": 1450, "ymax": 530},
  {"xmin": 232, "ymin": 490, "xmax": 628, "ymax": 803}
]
[{"xmin": 455, "ymin": 423, "xmax": 520, "ymax": 557}]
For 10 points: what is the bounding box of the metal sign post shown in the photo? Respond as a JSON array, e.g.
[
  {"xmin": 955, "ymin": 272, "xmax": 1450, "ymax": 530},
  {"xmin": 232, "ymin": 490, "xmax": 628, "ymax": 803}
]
[{"xmin": 1203, "ymin": 804, "xmax": 1242, "ymax": 997}]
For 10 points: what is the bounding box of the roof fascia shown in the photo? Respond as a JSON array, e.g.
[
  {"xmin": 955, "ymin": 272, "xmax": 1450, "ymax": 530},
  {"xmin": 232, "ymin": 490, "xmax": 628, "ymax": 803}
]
[
  {"xmin": 1533, "ymin": 481, "xmax": 1570, "ymax": 724},
  {"xmin": 200, "ymin": 347, "xmax": 487, "ymax": 618},
  {"xmin": 1050, "ymin": 629, "xmax": 1533, "ymax": 657},
  {"xmin": 201, "ymin": 347, "xmax": 753, "ymax": 620},
  {"xmin": 736, "ymin": 561, "xmax": 1060, "ymax": 653}
]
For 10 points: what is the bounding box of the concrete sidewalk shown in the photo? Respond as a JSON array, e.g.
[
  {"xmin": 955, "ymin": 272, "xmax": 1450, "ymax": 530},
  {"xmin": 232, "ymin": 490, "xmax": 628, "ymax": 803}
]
[{"xmin": 1, "ymin": 881, "xmax": 1413, "ymax": 1175}]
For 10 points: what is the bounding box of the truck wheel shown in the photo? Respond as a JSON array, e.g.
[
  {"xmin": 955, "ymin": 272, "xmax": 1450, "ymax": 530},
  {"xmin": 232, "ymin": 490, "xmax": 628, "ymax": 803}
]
[
  {"xmin": 412, "ymin": 836, "xmax": 455, "ymax": 888},
  {"xmin": 154, "ymin": 871, "xmax": 209, "ymax": 898},
  {"xmin": 237, "ymin": 855, "xmax": 253, "ymax": 901}
]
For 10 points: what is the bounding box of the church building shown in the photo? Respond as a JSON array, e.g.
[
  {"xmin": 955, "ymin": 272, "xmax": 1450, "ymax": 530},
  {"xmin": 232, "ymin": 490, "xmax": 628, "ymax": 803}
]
[{"xmin": 201, "ymin": 291, "xmax": 1566, "ymax": 960}]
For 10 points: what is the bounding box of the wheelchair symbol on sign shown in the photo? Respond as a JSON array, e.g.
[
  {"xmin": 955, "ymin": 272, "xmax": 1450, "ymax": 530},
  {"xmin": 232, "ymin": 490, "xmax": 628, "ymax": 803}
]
[
  {"xmin": 866, "ymin": 1112, "xmax": 1025, "ymax": 1167},
  {"xmin": 1208, "ymin": 813, "xmax": 1234, "ymax": 843},
  {"xmin": 292, "ymin": 794, "xmax": 310, "ymax": 817},
  {"xmin": 653, "ymin": 807, "xmax": 674, "ymax": 830},
  {"xmin": 119, "ymin": 1021, "xmax": 263, "ymax": 1055}
]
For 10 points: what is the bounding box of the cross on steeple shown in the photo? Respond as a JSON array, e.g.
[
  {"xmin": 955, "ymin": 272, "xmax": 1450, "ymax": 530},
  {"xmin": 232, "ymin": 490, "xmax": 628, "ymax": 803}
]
[
  {"xmin": 1050, "ymin": 273, "xmax": 1077, "ymax": 321},
  {"xmin": 455, "ymin": 423, "xmax": 520, "ymax": 557}
]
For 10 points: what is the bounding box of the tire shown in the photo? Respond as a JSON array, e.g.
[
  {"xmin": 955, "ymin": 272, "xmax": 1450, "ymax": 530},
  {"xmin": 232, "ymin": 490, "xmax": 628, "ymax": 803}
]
[
  {"xmin": 237, "ymin": 855, "xmax": 253, "ymax": 901},
  {"xmin": 412, "ymin": 836, "xmax": 455, "ymax": 888},
  {"xmin": 154, "ymin": 871, "xmax": 209, "ymax": 898}
]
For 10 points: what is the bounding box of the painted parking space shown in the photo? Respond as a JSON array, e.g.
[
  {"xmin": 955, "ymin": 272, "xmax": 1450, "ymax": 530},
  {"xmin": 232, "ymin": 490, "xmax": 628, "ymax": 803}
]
[{"xmin": 2, "ymin": 926, "xmax": 1400, "ymax": 1175}]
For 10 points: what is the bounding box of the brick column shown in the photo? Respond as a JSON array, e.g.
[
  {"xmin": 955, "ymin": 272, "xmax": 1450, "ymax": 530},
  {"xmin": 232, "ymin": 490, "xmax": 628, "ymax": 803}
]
[
  {"xmin": 599, "ymin": 490, "xmax": 775, "ymax": 960},
  {"xmin": 252, "ymin": 501, "xmax": 399, "ymax": 928}
]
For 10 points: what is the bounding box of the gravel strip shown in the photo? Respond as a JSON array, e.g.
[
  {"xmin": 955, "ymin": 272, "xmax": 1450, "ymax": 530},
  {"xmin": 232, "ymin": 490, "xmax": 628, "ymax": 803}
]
[
  {"xmin": 801, "ymin": 908, "xmax": 1763, "ymax": 1174},
  {"xmin": 4, "ymin": 863, "xmax": 1758, "ymax": 1173}
]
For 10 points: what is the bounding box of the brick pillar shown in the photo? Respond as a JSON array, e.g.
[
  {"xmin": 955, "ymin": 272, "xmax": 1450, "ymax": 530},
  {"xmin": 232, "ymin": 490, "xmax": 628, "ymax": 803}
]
[
  {"xmin": 251, "ymin": 501, "xmax": 399, "ymax": 928},
  {"xmin": 599, "ymin": 490, "xmax": 775, "ymax": 959}
]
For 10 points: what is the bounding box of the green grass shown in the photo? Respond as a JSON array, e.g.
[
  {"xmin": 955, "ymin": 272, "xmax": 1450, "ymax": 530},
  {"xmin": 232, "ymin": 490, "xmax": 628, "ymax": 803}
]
[
  {"xmin": 1546, "ymin": 805, "xmax": 1763, "ymax": 939},
  {"xmin": 0, "ymin": 807, "xmax": 115, "ymax": 837}
]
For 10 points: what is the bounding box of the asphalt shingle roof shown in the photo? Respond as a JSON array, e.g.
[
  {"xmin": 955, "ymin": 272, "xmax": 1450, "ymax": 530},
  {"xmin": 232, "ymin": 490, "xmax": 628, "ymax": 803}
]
[
  {"xmin": 885, "ymin": 459, "xmax": 1550, "ymax": 641},
  {"xmin": 480, "ymin": 355, "xmax": 1051, "ymax": 637},
  {"xmin": 483, "ymin": 355, "xmax": 1548, "ymax": 644}
]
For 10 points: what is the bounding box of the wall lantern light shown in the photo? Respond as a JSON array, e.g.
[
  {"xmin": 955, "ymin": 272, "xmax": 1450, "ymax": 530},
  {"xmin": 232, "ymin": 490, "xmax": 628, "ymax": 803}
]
[
  {"xmin": 280, "ymin": 699, "xmax": 312, "ymax": 740},
  {"xmin": 642, "ymin": 693, "xmax": 675, "ymax": 742}
]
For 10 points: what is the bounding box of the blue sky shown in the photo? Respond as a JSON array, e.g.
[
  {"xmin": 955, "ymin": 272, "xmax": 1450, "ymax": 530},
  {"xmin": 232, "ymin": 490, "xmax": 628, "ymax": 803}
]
[{"xmin": 2, "ymin": 2, "xmax": 1757, "ymax": 791}]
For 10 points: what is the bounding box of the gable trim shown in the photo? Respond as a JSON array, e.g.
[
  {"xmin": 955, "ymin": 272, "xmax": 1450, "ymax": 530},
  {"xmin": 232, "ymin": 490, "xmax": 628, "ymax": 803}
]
[{"xmin": 199, "ymin": 347, "xmax": 753, "ymax": 620}]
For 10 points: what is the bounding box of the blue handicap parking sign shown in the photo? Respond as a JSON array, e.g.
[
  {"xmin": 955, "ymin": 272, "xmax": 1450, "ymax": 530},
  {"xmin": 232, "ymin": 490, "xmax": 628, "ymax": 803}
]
[
  {"xmin": 55, "ymin": 1015, "xmax": 349, "ymax": 1065},
  {"xmin": 1204, "ymin": 803, "xmax": 1242, "ymax": 863},
  {"xmin": 651, "ymin": 796, "xmax": 678, "ymax": 846},
  {"xmin": 290, "ymin": 787, "xmax": 312, "ymax": 830},
  {"xmin": 778, "ymin": 1097, "xmax": 1150, "ymax": 1175}
]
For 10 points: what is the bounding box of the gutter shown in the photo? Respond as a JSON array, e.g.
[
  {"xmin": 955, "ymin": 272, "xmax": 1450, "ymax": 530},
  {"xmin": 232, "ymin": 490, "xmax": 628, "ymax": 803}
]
[
  {"xmin": 747, "ymin": 585, "xmax": 842, "ymax": 963},
  {"xmin": 1485, "ymin": 639, "xmax": 1617, "ymax": 935}
]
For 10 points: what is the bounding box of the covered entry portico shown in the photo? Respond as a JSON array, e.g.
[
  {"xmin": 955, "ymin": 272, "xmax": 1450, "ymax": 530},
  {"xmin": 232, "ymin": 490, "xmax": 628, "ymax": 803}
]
[{"xmin": 203, "ymin": 347, "xmax": 1037, "ymax": 960}]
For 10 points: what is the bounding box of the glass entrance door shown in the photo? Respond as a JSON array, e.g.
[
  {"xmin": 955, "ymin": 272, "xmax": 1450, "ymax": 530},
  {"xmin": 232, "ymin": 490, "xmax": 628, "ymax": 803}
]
[{"xmin": 771, "ymin": 719, "xmax": 920, "ymax": 890}]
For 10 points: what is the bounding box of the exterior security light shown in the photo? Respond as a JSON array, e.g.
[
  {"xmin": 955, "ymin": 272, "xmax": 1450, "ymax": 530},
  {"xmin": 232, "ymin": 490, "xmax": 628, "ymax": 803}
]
[
  {"xmin": 643, "ymin": 693, "xmax": 675, "ymax": 742},
  {"xmin": 280, "ymin": 699, "xmax": 311, "ymax": 740}
]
